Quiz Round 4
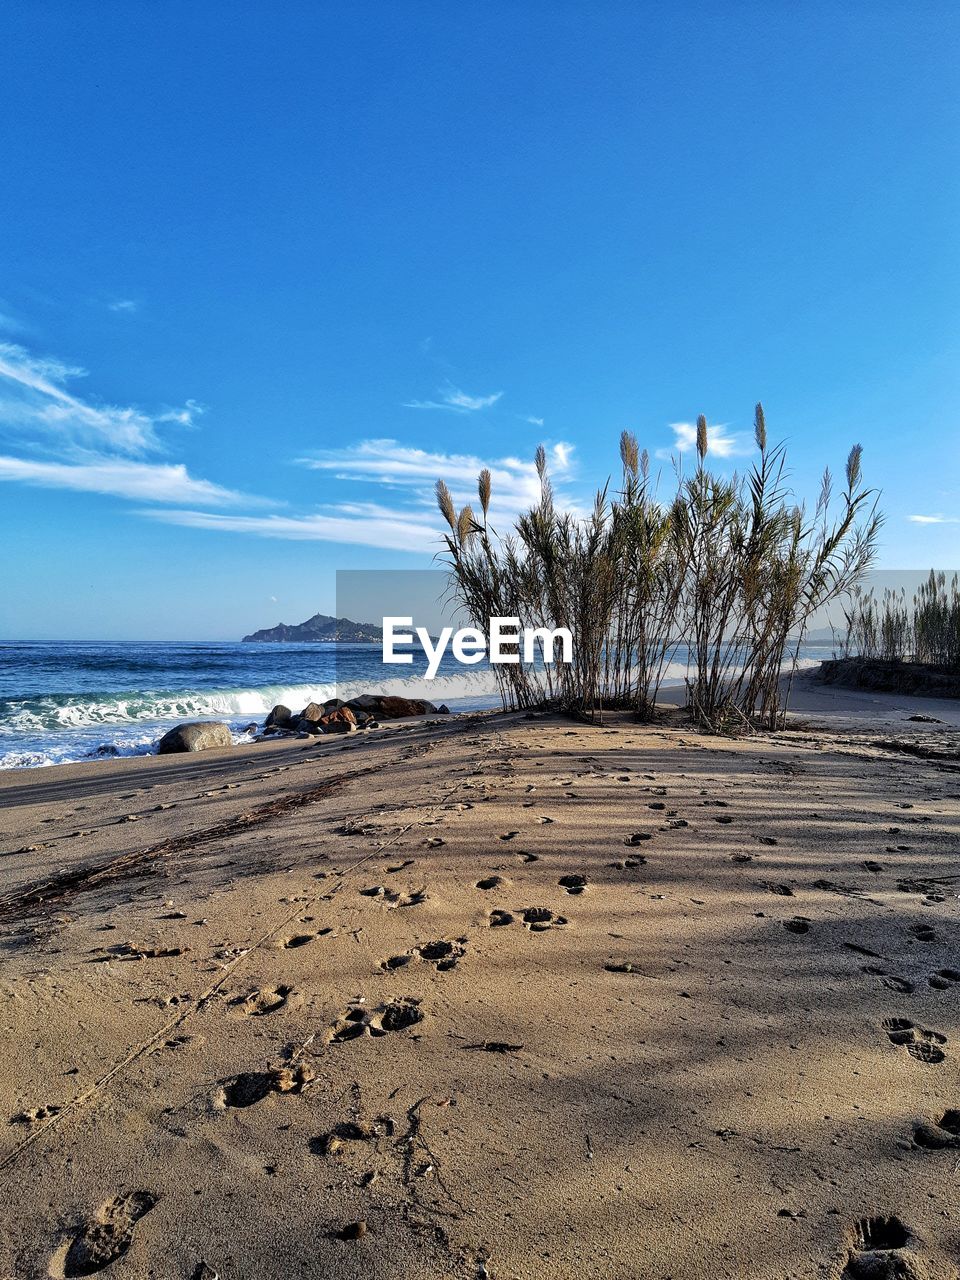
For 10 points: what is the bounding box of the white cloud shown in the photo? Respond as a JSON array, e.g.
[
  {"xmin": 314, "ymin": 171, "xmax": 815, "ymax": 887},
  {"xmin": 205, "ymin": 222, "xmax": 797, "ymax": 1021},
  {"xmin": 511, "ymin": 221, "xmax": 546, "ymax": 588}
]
[
  {"xmin": 908, "ymin": 514, "xmax": 960, "ymax": 525},
  {"xmin": 656, "ymin": 420, "xmax": 753, "ymax": 461},
  {"xmin": 138, "ymin": 439, "xmax": 584, "ymax": 553},
  {"xmin": 108, "ymin": 299, "xmax": 138, "ymax": 314},
  {"xmin": 141, "ymin": 504, "xmax": 443, "ymax": 553},
  {"xmin": 404, "ymin": 383, "xmax": 503, "ymax": 413},
  {"xmin": 525, "ymin": 415, "xmax": 544, "ymax": 426},
  {"xmin": 0, "ymin": 341, "xmax": 249, "ymax": 510},
  {"xmin": 299, "ymin": 438, "xmax": 576, "ymax": 511},
  {"xmin": 0, "ymin": 456, "xmax": 247, "ymax": 505},
  {"xmin": 0, "ymin": 341, "xmax": 167, "ymax": 455}
]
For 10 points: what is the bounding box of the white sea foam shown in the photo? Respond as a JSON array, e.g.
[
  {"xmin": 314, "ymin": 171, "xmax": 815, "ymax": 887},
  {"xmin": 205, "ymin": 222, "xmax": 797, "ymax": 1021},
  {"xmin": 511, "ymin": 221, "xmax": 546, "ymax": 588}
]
[{"xmin": 0, "ymin": 657, "xmax": 822, "ymax": 771}]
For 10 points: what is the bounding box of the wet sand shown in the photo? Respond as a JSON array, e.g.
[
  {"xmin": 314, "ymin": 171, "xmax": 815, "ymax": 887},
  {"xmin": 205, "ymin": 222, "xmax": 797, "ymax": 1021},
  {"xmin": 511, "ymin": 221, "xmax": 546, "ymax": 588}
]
[{"xmin": 1, "ymin": 688, "xmax": 959, "ymax": 1279}]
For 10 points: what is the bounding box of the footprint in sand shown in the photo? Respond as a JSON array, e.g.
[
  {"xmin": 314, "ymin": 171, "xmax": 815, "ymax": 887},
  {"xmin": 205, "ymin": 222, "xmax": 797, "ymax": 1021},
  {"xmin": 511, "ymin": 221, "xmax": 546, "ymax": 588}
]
[
  {"xmin": 235, "ymin": 985, "xmax": 302, "ymax": 1016},
  {"xmin": 521, "ymin": 906, "xmax": 568, "ymax": 932},
  {"xmin": 12, "ymin": 1102, "xmax": 61, "ymax": 1124},
  {"xmin": 863, "ymin": 967, "xmax": 915, "ymax": 994},
  {"xmin": 909, "ymin": 923, "xmax": 937, "ymax": 944},
  {"xmin": 608, "ymin": 857, "xmax": 646, "ymax": 870},
  {"xmin": 882, "ymin": 1018, "xmax": 947, "ymax": 1064},
  {"xmin": 782, "ymin": 917, "xmax": 810, "ymax": 934},
  {"xmin": 276, "ymin": 933, "xmax": 317, "ymax": 949},
  {"xmin": 476, "ymin": 875, "xmax": 506, "ymax": 890},
  {"xmin": 927, "ymin": 968, "xmax": 960, "ymax": 991},
  {"xmin": 381, "ymin": 940, "xmax": 466, "ymax": 973},
  {"xmin": 558, "ymin": 874, "xmax": 588, "ymax": 895},
  {"xmin": 328, "ymin": 998, "xmax": 424, "ymax": 1043},
  {"xmin": 499, "ymin": 831, "xmax": 520, "ymax": 841},
  {"xmin": 360, "ymin": 886, "xmax": 427, "ymax": 908},
  {"xmin": 624, "ymin": 832, "xmax": 653, "ymax": 846},
  {"xmin": 216, "ymin": 1063, "xmax": 314, "ymax": 1108},
  {"xmin": 839, "ymin": 1215, "xmax": 914, "ymax": 1279},
  {"xmin": 912, "ymin": 1109, "xmax": 960, "ymax": 1149},
  {"xmin": 312, "ymin": 1118, "xmax": 380, "ymax": 1156},
  {"xmin": 516, "ymin": 852, "xmax": 539, "ymax": 863},
  {"xmin": 487, "ymin": 909, "xmax": 514, "ymax": 927},
  {"xmin": 57, "ymin": 1191, "xmax": 158, "ymax": 1277},
  {"xmin": 765, "ymin": 883, "xmax": 795, "ymax": 897}
]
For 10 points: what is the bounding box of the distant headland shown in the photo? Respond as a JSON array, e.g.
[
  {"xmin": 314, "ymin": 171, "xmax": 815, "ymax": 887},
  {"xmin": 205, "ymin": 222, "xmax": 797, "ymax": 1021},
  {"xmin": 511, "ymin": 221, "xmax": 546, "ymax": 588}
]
[{"xmin": 241, "ymin": 612, "xmax": 382, "ymax": 643}]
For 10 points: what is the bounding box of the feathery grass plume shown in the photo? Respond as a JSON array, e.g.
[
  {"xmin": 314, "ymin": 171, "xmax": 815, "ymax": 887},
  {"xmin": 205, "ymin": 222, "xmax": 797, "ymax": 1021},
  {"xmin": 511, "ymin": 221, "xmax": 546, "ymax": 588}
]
[
  {"xmin": 535, "ymin": 444, "xmax": 547, "ymax": 479},
  {"xmin": 696, "ymin": 414, "xmax": 708, "ymax": 461},
  {"xmin": 435, "ymin": 479, "xmax": 456, "ymax": 530},
  {"xmin": 846, "ymin": 443, "xmax": 863, "ymax": 489},
  {"xmin": 620, "ymin": 430, "xmax": 639, "ymax": 477},
  {"xmin": 478, "ymin": 468, "xmax": 492, "ymax": 518},
  {"xmin": 457, "ymin": 505, "xmax": 475, "ymax": 547},
  {"xmin": 754, "ymin": 402, "xmax": 767, "ymax": 452}
]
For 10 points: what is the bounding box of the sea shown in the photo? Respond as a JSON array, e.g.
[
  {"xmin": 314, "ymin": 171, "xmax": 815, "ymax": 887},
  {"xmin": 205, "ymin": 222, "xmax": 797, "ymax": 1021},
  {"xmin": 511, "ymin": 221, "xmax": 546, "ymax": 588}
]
[{"xmin": 0, "ymin": 640, "xmax": 830, "ymax": 771}]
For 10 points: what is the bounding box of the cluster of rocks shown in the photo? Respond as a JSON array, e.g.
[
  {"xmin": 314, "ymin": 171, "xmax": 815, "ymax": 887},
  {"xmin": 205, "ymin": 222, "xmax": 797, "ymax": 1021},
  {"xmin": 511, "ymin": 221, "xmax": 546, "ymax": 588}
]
[
  {"xmin": 156, "ymin": 693, "xmax": 450, "ymax": 754},
  {"xmin": 263, "ymin": 693, "xmax": 450, "ymax": 738}
]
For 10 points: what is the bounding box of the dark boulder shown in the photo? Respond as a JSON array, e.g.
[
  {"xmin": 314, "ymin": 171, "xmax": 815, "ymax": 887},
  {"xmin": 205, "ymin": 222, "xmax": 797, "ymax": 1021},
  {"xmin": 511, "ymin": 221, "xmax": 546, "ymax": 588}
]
[
  {"xmin": 297, "ymin": 719, "xmax": 324, "ymax": 735},
  {"xmin": 318, "ymin": 707, "xmax": 357, "ymax": 734},
  {"xmin": 345, "ymin": 695, "xmax": 437, "ymax": 720},
  {"xmin": 157, "ymin": 722, "xmax": 233, "ymax": 755},
  {"xmin": 299, "ymin": 702, "xmax": 325, "ymax": 724},
  {"xmin": 265, "ymin": 704, "xmax": 295, "ymax": 731}
]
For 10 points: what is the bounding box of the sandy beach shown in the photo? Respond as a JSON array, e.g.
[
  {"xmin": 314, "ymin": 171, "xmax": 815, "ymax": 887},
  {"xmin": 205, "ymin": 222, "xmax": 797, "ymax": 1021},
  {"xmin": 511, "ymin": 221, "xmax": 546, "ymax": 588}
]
[{"xmin": 1, "ymin": 681, "xmax": 959, "ymax": 1280}]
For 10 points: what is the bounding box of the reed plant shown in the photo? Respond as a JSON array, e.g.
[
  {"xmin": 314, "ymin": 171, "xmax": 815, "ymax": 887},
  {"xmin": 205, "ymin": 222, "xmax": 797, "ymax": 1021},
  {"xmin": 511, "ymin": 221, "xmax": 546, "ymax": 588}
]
[
  {"xmin": 839, "ymin": 571, "xmax": 960, "ymax": 672},
  {"xmin": 437, "ymin": 406, "xmax": 881, "ymax": 731}
]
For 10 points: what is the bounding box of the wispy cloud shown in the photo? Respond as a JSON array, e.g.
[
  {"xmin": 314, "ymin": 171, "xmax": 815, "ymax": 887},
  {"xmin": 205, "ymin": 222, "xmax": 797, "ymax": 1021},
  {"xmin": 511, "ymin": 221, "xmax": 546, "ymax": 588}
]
[
  {"xmin": 141, "ymin": 503, "xmax": 443, "ymax": 553},
  {"xmin": 656, "ymin": 420, "xmax": 753, "ymax": 461},
  {"xmin": 0, "ymin": 341, "xmax": 164, "ymax": 455},
  {"xmin": 0, "ymin": 341, "xmax": 250, "ymax": 510},
  {"xmin": 403, "ymin": 383, "xmax": 503, "ymax": 413},
  {"xmin": 908, "ymin": 513, "xmax": 960, "ymax": 525},
  {"xmin": 0, "ymin": 456, "xmax": 246, "ymax": 505},
  {"xmin": 108, "ymin": 299, "xmax": 138, "ymax": 314},
  {"xmin": 524, "ymin": 415, "xmax": 544, "ymax": 427},
  {"xmin": 146, "ymin": 439, "xmax": 582, "ymax": 552},
  {"xmin": 299, "ymin": 438, "xmax": 576, "ymax": 511}
]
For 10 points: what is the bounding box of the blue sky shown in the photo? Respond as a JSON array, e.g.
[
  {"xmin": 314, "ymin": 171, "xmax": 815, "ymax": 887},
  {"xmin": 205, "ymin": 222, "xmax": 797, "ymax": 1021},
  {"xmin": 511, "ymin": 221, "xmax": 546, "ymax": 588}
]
[{"xmin": 0, "ymin": 1, "xmax": 957, "ymax": 640}]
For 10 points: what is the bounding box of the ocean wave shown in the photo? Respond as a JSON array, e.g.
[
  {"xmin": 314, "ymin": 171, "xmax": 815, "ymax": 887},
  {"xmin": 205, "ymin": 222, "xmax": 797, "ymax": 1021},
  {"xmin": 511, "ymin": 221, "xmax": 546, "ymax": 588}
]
[
  {"xmin": 0, "ymin": 669, "xmax": 503, "ymax": 736},
  {"xmin": 0, "ymin": 669, "xmax": 505, "ymax": 769}
]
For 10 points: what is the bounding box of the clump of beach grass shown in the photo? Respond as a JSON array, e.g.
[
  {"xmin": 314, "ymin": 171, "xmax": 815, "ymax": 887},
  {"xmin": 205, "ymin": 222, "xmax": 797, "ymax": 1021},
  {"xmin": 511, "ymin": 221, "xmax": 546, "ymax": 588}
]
[
  {"xmin": 839, "ymin": 571, "xmax": 960, "ymax": 672},
  {"xmin": 437, "ymin": 405, "xmax": 881, "ymax": 731}
]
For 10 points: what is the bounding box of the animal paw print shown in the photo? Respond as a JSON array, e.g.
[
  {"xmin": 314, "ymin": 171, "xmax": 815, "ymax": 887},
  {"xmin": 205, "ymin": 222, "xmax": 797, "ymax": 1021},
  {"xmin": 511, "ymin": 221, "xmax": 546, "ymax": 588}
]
[
  {"xmin": 487, "ymin": 909, "xmax": 514, "ymax": 927},
  {"xmin": 882, "ymin": 1018, "xmax": 946, "ymax": 1064},
  {"xmin": 328, "ymin": 998, "xmax": 424, "ymax": 1043},
  {"xmin": 558, "ymin": 874, "xmax": 587, "ymax": 895},
  {"xmin": 217, "ymin": 1063, "xmax": 314, "ymax": 1108},
  {"xmin": 521, "ymin": 906, "xmax": 567, "ymax": 932},
  {"xmin": 381, "ymin": 939, "xmax": 465, "ymax": 973}
]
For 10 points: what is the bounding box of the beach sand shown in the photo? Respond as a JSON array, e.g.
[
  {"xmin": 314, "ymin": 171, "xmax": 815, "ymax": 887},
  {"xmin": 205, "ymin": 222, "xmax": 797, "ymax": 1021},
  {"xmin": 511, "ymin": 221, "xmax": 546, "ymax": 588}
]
[{"xmin": 1, "ymin": 680, "xmax": 959, "ymax": 1279}]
